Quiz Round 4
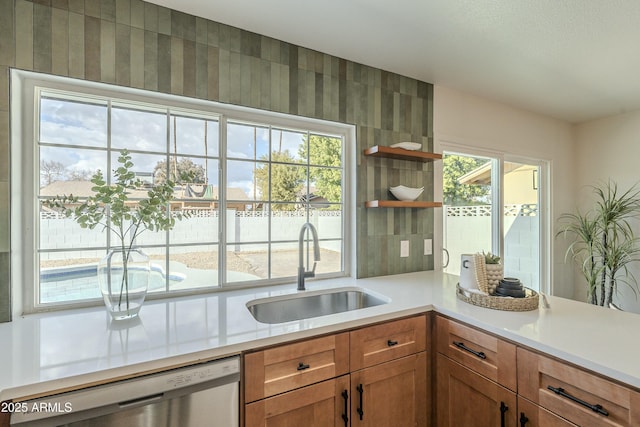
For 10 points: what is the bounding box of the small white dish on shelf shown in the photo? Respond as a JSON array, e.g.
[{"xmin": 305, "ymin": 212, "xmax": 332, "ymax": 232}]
[
  {"xmin": 390, "ymin": 142, "xmax": 422, "ymax": 151},
  {"xmin": 389, "ymin": 185, "xmax": 424, "ymax": 201}
]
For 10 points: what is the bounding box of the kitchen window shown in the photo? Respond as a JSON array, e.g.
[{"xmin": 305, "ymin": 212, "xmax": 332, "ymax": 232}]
[
  {"xmin": 438, "ymin": 144, "xmax": 549, "ymax": 293},
  {"xmin": 12, "ymin": 71, "xmax": 354, "ymax": 313}
]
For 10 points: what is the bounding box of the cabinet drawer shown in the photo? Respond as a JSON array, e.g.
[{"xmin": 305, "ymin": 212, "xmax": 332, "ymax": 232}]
[
  {"xmin": 517, "ymin": 347, "xmax": 640, "ymax": 426},
  {"xmin": 244, "ymin": 333, "xmax": 349, "ymax": 402},
  {"xmin": 350, "ymin": 315, "xmax": 427, "ymax": 371},
  {"xmin": 436, "ymin": 316, "xmax": 517, "ymax": 391},
  {"xmin": 245, "ymin": 375, "xmax": 350, "ymax": 427}
]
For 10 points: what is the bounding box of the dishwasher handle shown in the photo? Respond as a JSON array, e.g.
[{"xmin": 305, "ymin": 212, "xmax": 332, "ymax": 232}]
[{"xmin": 118, "ymin": 393, "xmax": 164, "ymax": 409}]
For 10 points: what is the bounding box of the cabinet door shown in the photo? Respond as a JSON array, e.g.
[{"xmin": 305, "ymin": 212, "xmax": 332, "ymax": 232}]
[
  {"xmin": 245, "ymin": 375, "xmax": 350, "ymax": 427},
  {"xmin": 517, "ymin": 396, "xmax": 577, "ymax": 427},
  {"xmin": 350, "ymin": 352, "xmax": 428, "ymax": 427},
  {"xmin": 437, "ymin": 353, "xmax": 517, "ymax": 427}
]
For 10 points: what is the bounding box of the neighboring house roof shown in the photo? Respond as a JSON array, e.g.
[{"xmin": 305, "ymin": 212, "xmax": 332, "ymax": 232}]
[
  {"xmin": 40, "ymin": 180, "xmax": 149, "ymax": 199},
  {"xmin": 457, "ymin": 162, "xmax": 534, "ymax": 185},
  {"xmin": 40, "ymin": 181, "xmax": 249, "ymax": 201}
]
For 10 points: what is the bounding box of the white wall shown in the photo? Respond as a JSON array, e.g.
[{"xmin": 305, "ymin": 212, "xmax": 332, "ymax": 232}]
[
  {"xmin": 434, "ymin": 85, "xmax": 575, "ymax": 298},
  {"xmin": 574, "ymin": 111, "xmax": 640, "ymax": 311}
]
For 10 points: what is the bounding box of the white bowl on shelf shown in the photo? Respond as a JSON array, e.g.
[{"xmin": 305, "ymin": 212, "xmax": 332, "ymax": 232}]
[
  {"xmin": 389, "ymin": 185, "xmax": 424, "ymax": 201},
  {"xmin": 390, "ymin": 142, "xmax": 422, "ymax": 151}
]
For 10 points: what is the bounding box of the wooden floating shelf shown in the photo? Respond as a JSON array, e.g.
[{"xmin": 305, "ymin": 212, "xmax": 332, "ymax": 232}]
[
  {"xmin": 363, "ymin": 145, "xmax": 442, "ymax": 162},
  {"xmin": 365, "ymin": 200, "xmax": 443, "ymax": 208}
]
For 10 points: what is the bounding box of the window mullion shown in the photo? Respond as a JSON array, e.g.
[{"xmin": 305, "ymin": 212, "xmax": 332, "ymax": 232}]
[{"xmin": 219, "ymin": 116, "xmax": 228, "ymax": 287}]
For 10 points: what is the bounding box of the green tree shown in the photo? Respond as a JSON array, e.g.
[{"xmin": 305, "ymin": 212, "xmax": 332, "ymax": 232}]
[
  {"xmin": 443, "ymin": 155, "xmax": 490, "ymax": 205},
  {"xmin": 255, "ymin": 150, "xmax": 303, "ymax": 210},
  {"xmin": 299, "ymin": 135, "xmax": 342, "ymax": 207},
  {"xmin": 153, "ymin": 158, "xmax": 205, "ymax": 185}
]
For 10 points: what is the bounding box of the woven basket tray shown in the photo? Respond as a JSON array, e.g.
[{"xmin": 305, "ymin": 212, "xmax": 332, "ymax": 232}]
[{"xmin": 456, "ymin": 284, "xmax": 539, "ymax": 312}]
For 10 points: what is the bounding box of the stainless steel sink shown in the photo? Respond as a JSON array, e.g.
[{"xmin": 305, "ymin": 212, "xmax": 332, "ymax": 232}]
[{"xmin": 246, "ymin": 287, "xmax": 389, "ymax": 324}]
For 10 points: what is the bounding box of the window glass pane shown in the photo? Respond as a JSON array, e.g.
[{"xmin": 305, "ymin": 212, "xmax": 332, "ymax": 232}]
[
  {"xmin": 226, "ymin": 243, "xmax": 266, "ymax": 283},
  {"xmin": 147, "ymin": 249, "xmax": 168, "ymax": 293},
  {"xmin": 110, "ymin": 151, "xmax": 166, "ymax": 188},
  {"xmin": 270, "ymin": 242, "xmax": 300, "ymax": 279},
  {"xmin": 39, "ymin": 146, "xmax": 106, "ymax": 188},
  {"xmin": 442, "ymin": 153, "xmax": 493, "ymax": 275},
  {"xmin": 272, "ymin": 128, "xmax": 306, "ymax": 163},
  {"xmin": 227, "ymin": 122, "xmax": 269, "ymax": 160},
  {"xmin": 270, "ymin": 163, "xmax": 305, "ymax": 206},
  {"xmin": 170, "ymin": 209, "xmax": 219, "ymax": 245},
  {"xmin": 39, "ymin": 250, "xmax": 104, "ymax": 303},
  {"xmin": 309, "ymin": 166, "xmax": 342, "ymax": 204},
  {"xmin": 39, "ymin": 95, "xmax": 107, "ymax": 147},
  {"xmin": 155, "ymin": 155, "xmax": 208, "ymax": 188},
  {"xmin": 39, "ymin": 202, "xmax": 107, "ymax": 250},
  {"xmin": 111, "ymin": 105, "xmax": 167, "ymax": 152},
  {"xmin": 227, "ymin": 159, "xmax": 258, "ymax": 202},
  {"xmin": 206, "ymin": 119, "xmax": 220, "ymax": 157},
  {"xmin": 227, "ymin": 209, "xmax": 268, "ymax": 243},
  {"xmin": 309, "ymin": 134, "xmax": 342, "ymax": 167},
  {"xmin": 503, "ymin": 162, "xmax": 540, "ymax": 291},
  {"xmin": 317, "ymin": 240, "xmax": 342, "ymax": 275},
  {"xmin": 168, "ymin": 245, "xmax": 219, "ymax": 290},
  {"xmin": 270, "ymin": 211, "xmax": 308, "ymax": 242},
  {"xmin": 170, "ymin": 114, "xmax": 217, "ymax": 156},
  {"xmin": 315, "ymin": 210, "xmax": 343, "ymax": 240}
]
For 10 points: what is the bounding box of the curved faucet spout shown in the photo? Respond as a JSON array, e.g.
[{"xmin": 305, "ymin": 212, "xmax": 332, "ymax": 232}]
[{"xmin": 298, "ymin": 222, "xmax": 321, "ymax": 291}]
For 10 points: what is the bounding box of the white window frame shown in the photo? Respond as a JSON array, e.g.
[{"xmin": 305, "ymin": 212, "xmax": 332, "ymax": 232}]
[
  {"xmin": 11, "ymin": 70, "xmax": 356, "ymax": 315},
  {"xmin": 434, "ymin": 139, "xmax": 551, "ymax": 294}
]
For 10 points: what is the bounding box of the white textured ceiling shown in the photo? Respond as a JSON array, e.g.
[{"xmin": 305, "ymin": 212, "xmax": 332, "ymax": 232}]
[{"xmin": 146, "ymin": 0, "xmax": 640, "ymax": 123}]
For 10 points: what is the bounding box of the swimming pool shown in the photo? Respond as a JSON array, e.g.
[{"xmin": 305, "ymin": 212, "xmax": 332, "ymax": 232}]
[{"xmin": 40, "ymin": 264, "xmax": 185, "ymax": 303}]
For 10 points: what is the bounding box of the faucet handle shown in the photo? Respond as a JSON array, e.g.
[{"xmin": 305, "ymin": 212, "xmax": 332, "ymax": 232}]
[{"xmin": 304, "ymin": 262, "xmax": 317, "ymax": 279}]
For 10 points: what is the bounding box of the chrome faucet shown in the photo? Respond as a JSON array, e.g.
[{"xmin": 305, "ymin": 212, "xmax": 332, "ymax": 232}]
[{"xmin": 297, "ymin": 222, "xmax": 321, "ymax": 291}]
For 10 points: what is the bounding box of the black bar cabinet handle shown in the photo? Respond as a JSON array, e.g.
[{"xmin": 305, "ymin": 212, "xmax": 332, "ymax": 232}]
[
  {"xmin": 500, "ymin": 401, "xmax": 508, "ymax": 427},
  {"xmin": 519, "ymin": 412, "xmax": 529, "ymax": 427},
  {"xmin": 453, "ymin": 341, "xmax": 487, "ymax": 359},
  {"xmin": 547, "ymin": 385, "xmax": 609, "ymax": 416},
  {"xmin": 341, "ymin": 390, "xmax": 349, "ymax": 426},
  {"xmin": 297, "ymin": 362, "xmax": 310, "ymax": 371},
  {"xmin": 357, "ymin": 384, "xmax": 364, "ymax": 420},
  {"xmin": 387, "ymin": 339, "xmax": 398, "ymax": 347}
]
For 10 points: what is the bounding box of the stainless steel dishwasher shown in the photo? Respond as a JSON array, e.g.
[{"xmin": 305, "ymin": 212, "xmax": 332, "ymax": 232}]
[{"xmin": 10, "ymin": 356, "xmax": 240, "ymax": 427}]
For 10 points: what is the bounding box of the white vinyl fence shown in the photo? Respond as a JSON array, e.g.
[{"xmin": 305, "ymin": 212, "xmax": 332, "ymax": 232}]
[
  {"xmin": 40, "ymin": 210, "xmax": 343, "ymax": 260},
  {"xmin": 444, "ymin": 204, "xmax": 539, "ymax": 289}
]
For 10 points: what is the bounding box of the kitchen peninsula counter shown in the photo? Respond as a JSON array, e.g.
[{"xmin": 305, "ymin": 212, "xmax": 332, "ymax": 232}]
[{"xmin": 1, "ymin": 271, "xmax": 639, "ymax": 402}]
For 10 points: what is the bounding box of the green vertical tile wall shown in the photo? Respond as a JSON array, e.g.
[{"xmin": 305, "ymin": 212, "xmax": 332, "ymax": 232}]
[{"xmin": 0, "ymin": 0, "xmax": 435, "ymax": 322}]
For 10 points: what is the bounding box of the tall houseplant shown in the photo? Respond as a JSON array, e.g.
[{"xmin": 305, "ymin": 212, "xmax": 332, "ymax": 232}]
[
  {"xmin": 557, "ymin": 181, "xmax": 640, "ymax": 307},
  {"xmin": 44, "ymin": 150, "xmax": 187, "ymax": 319}
]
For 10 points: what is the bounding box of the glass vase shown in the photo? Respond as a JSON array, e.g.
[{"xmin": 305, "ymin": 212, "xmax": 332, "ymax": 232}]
[{"xmin": 98, "ymin": 247, "xmax": 150, "ymax": 320}]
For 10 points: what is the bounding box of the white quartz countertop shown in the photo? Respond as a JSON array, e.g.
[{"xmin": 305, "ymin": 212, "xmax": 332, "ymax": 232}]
[{"xmin": 2, "ymin": 270, "xmax": 640, "ymax": 402}]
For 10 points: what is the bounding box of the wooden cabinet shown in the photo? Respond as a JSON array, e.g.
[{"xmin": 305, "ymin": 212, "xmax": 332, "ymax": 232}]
[
  {"xmin": 350, "ymin": 315, "xmax": 427, "ymax": 370},
  {"xmin": 244, "ymin": 315, "xmax": 428, "ymax": 427},
  {"xmin": 351, "ymin": 352, "xmax": 427, "ymax": 426},
  {"xmin": 436, "ymin": 353, "xmax": 517, "ymax": 426},
  {"xmin": 517, "ymin": 396, "xmax": 577, "ymax": 427},
  {"xmin": 436, "ymin": 315, "xmax": 517, "ymax": 391},
  {"xmin": 517, "ymin": 347, "xmax": 640, "ymax": 426},
  {"xmin": 244, "ymin": 333, "xmax": 349, "ymax": 403},
  {"xmin": 436, "ymin": 316, "xmax": 518, "ymax": 426},
  {"xmin": 245, "ymin": 376, "xmax": 350, "ymax": 427}
]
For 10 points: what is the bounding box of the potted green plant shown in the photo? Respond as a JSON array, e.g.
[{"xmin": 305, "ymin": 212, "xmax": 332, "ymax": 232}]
[
  {"xmin": 557, "ymin": 181, "xmax": 640, "ymax": 307},
  {"xmin": 44, "ymin": 150, "xmax": 188, "ymax": 320},
  {"xmin": 482, "ymin": 251, "xmax": 503, "ymax": 294}
]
